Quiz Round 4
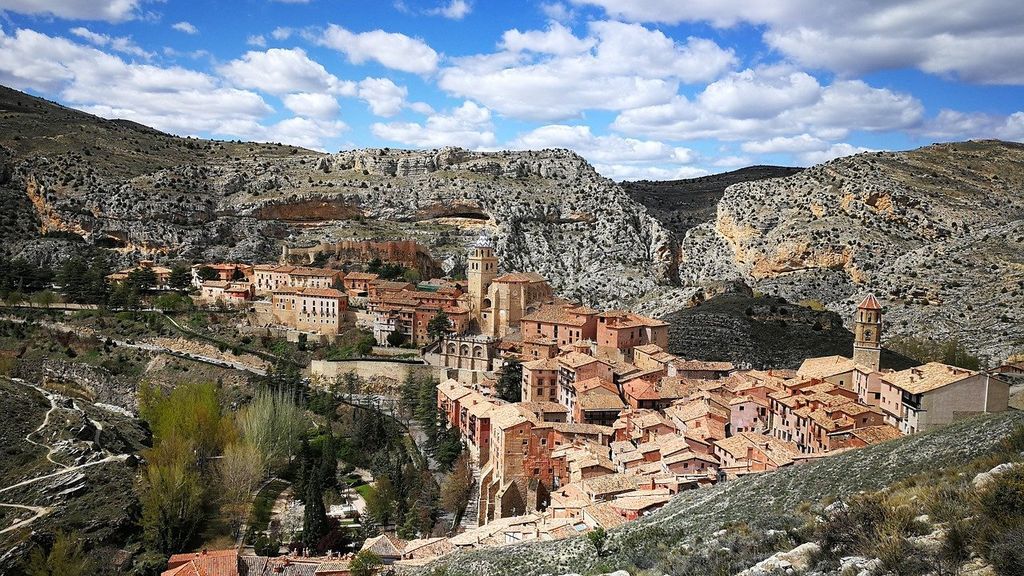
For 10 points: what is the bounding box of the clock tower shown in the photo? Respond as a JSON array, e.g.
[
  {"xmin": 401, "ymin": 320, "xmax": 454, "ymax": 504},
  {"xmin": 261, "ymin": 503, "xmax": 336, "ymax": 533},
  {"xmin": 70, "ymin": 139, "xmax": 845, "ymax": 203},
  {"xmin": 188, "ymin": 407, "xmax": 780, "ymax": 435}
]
[{"xmin": 853, "ymin": 294, "xmax": 882, "ymax": 372}]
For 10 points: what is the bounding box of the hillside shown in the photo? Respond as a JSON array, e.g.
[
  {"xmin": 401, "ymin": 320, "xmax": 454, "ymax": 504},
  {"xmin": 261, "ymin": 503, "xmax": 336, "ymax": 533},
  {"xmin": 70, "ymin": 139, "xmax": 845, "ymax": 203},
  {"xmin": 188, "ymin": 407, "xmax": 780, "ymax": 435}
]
[
  {"xmin": 666, "ymin": 141, "xmax": 1024, "ymax": 362},
  {"xmin": 622, "ymin": 166, "xmax": 802, "ymax": 239},
  {"xmin": 664, "ymin": 291, "xmax": 917, "ymax": 370},
  {"xmin": 3, "ymin": 85, "xmax": 1023, "ymax": 362},
  {"xmin": 0, "ymin": 85, "xmax": 672, "ymax": 310},
  {"xmin": 423, "ymin": 410, "xmax": 1024, "ymax": 576}
]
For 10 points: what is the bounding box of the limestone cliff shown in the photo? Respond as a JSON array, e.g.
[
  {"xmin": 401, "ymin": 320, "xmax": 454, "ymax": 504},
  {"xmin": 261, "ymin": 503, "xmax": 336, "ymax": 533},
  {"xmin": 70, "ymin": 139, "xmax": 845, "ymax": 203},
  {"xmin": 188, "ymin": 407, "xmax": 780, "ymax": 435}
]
[
  {"xmin": 0, "ymin": 85, "xmax": 673, "ymax": 309},
  {"xmin": 660, "ymin": 141, "xmax": 1024, "ymax": 362}
]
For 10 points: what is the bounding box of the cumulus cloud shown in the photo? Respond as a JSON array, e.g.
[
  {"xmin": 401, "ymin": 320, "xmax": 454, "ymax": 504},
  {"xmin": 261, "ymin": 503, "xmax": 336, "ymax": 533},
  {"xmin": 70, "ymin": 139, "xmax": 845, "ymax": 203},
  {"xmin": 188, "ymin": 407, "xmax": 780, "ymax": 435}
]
[
  {"xmin": 919, "ymin": 109, "xmax": 1024, "ymax": 142},
  {"xmin": 427, "ymin": 0, "xmax": 472, "ymax": 19},
  {"xmin": 741, "ymin": 134, "xmax": 828, "ymax": 154},
  {"xmin": 69, "ymin": 26, "xmax": 152, "ymax": 59},
  {"xmin": 357, "ymin": 77, "xmax": 407, "ymax": 117},
  {"xmin": 611, "ymin": 68, "xmax": 924, "ymax": 142},
  {"xmin": 500, "ymin": 22, "xmax": 595, "ymax": 55},
  {"xmin": 372, "ymin": 101, "xmax": 495, "ymax": 148},
  {"xmin": 572, "ymin": 0, "xmax": 1024, "ymax": 85},
  {"xmin": 797, "ymin": 142, "xmax": 874, "ymax": 165},
  {"xmin": 540, "ymin": 2, "xmax": 576, "ymax": 22},
  {"xmin": 218, "ymin": 48, "xmax": 356, "ymax": 96},
  {"xmin": 246, "ymin": 35, "xmax": 266, "ymax": 47},
  {"xmin": 282, "ymin": 92, "xmax": 340, "ymax": 119},
  {"xmin": 314, "ymin": 24, "xmax": 439, "ymax": 74},
  {"xmin": 0, "ymin": 0, "xmax": 142, "ymax": 22},
  {"xmin": 0, "ymin": 27, "xmax": 272, "ymax": 137},
  {"xmin": 438, "ymin": 20, "xmax": 736, "ymax": 121},
  {"xmin": 509, "ymin": 124, "xmax": 700, "ymax": 180},
  {"xmin": 172, "ymin": 21, "xmax": 198, "ymax": 35}
]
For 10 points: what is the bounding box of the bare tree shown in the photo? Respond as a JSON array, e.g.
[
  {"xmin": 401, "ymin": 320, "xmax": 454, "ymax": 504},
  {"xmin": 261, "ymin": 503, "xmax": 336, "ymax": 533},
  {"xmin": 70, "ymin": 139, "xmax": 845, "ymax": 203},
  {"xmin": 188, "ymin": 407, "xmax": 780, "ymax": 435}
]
[{"xmin": 217, "ymin": 441, "xmax": 264, "ymax": 534}]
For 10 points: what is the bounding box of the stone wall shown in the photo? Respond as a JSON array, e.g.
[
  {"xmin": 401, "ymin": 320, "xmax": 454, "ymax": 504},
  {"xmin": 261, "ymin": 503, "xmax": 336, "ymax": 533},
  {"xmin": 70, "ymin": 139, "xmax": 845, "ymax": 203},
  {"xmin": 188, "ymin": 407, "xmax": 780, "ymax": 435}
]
[
  {"xmin": 41, "ymin": 358, "xmax": 137, "ymax": 413},
  {"xmin": 309, "ymin": 358, "xmax": 444, "ymax": 385}
]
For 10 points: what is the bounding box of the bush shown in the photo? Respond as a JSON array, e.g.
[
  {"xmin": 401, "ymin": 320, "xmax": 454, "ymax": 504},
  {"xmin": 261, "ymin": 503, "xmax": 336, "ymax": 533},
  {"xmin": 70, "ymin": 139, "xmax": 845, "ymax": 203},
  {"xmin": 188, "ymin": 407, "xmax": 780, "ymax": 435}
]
[{"xmin": 973, "ymin": 466, "xmax": 1024, "ymax": 574}]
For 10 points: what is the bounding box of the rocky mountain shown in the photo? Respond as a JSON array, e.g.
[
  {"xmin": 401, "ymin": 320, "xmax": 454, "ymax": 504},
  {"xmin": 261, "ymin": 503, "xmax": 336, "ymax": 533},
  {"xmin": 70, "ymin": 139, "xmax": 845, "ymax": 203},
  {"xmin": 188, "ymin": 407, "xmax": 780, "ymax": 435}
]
[
  {"xmin": 668, "ymin": 140, "xmax": 1024, "ymax": 363},
  {"xmin": 622, "ymin": 165, "xmax": 803, "ymax": 239},
  {"xmin": 663, "ymin": 289, "xmax": 917, "ymax": 370},
  {"xmin": 2, "ymin": 85, "xmax": 1022, "ymax": 361},
  {"xmin": 0, "ymin": 85, "xmax": 671, "ymax": 309}
]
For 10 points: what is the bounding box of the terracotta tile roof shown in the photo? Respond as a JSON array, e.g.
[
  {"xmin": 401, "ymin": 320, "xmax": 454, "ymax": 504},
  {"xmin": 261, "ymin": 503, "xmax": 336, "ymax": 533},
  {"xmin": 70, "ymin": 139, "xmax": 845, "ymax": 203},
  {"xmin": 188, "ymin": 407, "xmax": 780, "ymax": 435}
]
[
  {"xmin": 845, "ymin": 425, "xmax": 902, "ymax": 445},
  {"xmin": 436, "ymin": 379, "xmax": 473, "ymax": 401},
  {"xmin": 858, "ymin": 294, "xmax": 882, "ymax": 310},
  {"xmin": 489, "ymin": 404, "xmax": 534, "ymax": 430},
  {"xmin": 582, "ymin": 501, "xmax": 628, "ymax": 529},
  {"xmin": 714, "ymin": 432, "xmax": 800, "ymax": 467},
  {"xmin": 164, "ymin": 549, "xmax": 238, "ymax": 576},
  {"xmin": 361, "ymin": 534, "xmax": 406, "ymax": 558},
  {"xmin": 581, "ymin": 473, "xmax": 640, "ymax": 496},
  {"xmin": 558, "ymin": 351, "xmax": 605, "ymax": 369},
  {"xmin": 493, "ymin": 272, "xmax": 548, "ymax": 283},
  {"xmin": 344, "ymin": 272, "xmax": 379, "ymax": 280},
  {"xmin": 578, "ymin": 387, "xmax": 626, "ymax": 411},
  {"xmin": 673, "ymin": 359, "xmax": 735, "ymax": 372},
  {"xmin": 517, "ymin": 401, "xmax": 568, "ymax": 415},
  {"xmin": 798, "ymin": 355, "xmax": 857, "ymax": 379},
  {"xmin": 522, "ymin": 303, "xmax": 590, "ymax": 326},
  {"xmin": 881, "ymin": 362, "xmax": 979, "ymax": 394},
  {"xmin": 203, "ymin": 280, "xmax": 232, "ymax": 289}
]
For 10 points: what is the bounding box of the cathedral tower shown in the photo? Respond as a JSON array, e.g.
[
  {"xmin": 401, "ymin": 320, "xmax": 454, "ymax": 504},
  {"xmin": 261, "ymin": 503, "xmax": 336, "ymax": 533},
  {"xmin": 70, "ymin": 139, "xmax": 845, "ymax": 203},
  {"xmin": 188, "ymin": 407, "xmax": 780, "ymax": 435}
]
[
  {"xmin": 853, "ymin": 294, "xmax": 882, "ymax": 371},
  {"xmin": 467, "ymin": 232, "xmax": 497, "ymax": 320}
]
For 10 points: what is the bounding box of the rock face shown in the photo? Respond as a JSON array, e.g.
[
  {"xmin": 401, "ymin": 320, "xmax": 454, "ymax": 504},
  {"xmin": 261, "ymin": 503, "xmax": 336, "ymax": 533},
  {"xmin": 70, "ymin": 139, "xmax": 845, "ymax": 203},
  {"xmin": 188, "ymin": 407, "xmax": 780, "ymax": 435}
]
[
  {"xmin": 2, "ymin": 85, "xmax": 1022, "ymax": 360},
  {"xmin": 668, "ymin": 141, "xmax": 1024, "ymax": 362},
  {"xmin": 0, "ymin": 86, "xmax": 671, "ymax": 310}
]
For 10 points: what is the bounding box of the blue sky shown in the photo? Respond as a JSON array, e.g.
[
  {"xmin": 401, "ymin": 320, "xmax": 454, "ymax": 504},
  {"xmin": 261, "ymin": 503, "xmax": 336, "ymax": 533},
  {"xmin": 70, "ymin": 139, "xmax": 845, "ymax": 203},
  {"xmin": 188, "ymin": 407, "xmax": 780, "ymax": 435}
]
[{"xmin": 1, "ymin": 0, "xmax": 1022, "ymax": 180}]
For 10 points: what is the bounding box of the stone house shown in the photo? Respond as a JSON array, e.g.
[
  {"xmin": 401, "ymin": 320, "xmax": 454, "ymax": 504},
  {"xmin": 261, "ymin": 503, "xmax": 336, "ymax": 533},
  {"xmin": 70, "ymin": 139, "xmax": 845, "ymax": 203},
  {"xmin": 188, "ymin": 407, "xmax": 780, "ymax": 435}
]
[
  {"xmin": 595, "ymin": 311, "xmax": 669, "ymax": 361},
  {"xmin": 556, "ymin": 352, "xmax": 614, "ymax": 420},
  {"xmin": 878, "ymin": 362, "xmax": 1010, "ymax": 434},
  {"xmin": 519, "ymin": 303, "xmax": 599, "ymax": 347},
  {"xmin": 199, "ymin": 280, "xmax": 254, "ymax": 307},
  {"xmin": 522, "ymin": 357, "xmax": 560, "ymax": 402},
  {"xmin": 269, "ymin": 286, "xmax": 349, "ymax": 336},
  {"xmin": 713, "ymin": 432, "xmax": 800, "ymax": 478},
  {"xmin": 572, "ymin": 377, "xmax": 626, "ymax": 426}
]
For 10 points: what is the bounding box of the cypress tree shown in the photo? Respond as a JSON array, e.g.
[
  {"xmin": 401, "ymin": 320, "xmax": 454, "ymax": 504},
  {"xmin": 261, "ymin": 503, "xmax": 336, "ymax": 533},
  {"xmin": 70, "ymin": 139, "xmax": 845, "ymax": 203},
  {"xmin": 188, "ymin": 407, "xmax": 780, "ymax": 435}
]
[{"xmin": 302, "ymin": 468, "xmax": 327, "ymax": 552}]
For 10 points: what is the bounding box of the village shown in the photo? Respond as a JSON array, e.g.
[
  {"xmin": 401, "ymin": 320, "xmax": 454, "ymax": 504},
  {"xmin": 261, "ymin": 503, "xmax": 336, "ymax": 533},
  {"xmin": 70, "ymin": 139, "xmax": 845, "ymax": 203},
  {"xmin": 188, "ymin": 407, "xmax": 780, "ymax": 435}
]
[{"xmin": 98, "ymin": 233, "xmax": 1019, "ymax": 576}]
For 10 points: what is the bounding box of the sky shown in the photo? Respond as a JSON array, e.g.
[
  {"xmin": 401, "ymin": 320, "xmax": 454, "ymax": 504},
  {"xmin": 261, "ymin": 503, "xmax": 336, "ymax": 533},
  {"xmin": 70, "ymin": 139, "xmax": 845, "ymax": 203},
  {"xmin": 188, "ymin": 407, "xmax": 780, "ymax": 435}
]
[{"xmin": 0, "ymin": 0, "xmax": 1023, "ymax": 181}]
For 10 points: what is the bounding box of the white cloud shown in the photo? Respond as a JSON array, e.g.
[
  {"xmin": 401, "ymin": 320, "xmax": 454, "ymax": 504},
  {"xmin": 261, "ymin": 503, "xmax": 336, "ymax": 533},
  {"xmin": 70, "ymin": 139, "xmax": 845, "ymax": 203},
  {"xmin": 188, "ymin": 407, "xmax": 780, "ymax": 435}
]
[
  {"xmin": 500, "ymin": 22, "xmax": 594, "ymax": 55},
  {"xmin": 612, "ymin": 70, "xmax": 924, "ymax": 142},
  {"xmin": 0, "ymin": 28, "xmax": 273, "ymax": 137},
  {"xmin": 0, "ymin": 0, "xmax": 141, "ymax": 22},
  {"xmin": 698, "ymin": 67, "xmax": 821, "ymax": 119},
  {"xmin": 409, "ymin": 101, "xmax": 435, "ymax": 115},
  {"xmin": 438, "ymin": 20, "xmax": 735, "ymax": 121},
  {"xmin": 595, "ymin": 163, "xmax": 709, "ymax": 181},
  {"xmin": 230, "ymin": 116, "xmax": 347, "ymax": 151},
  {"xmin": 372, "ymin": 101, "xmax": 495, "ymax": 148},
  {"xmin": 919, "ymin": 109, "xmax": 1024, "ymax": 142},
  {"xmin": 798, "ymin": 143, "xmax": 874, "ymax": 165},
  {"xmin": 540, "ymin": 2, "xmax": 576, "ymax": 22},
  {"xmin": 282, "ymin": 92, "xmax": 340, "ymax": 119},
  {"xmin": 510, "ymin": 124, "xmax": 695, "ymax": 164},
  {"xmin": 247, "ymin": 35, "xmax": 266, "ymax": 47},
  {"xmin": 741, "ymin": 134, "xmax": 827, "ymax": 154},
  {"xmin": 572, "ymin": 0, "xmax": 1024, "ymax": 85},
  {"xmin": 314, "ymin": 24, "xmax": 439, "ymax": 74},
  {"xmin": 218, "ymin": 48, "xmax": 356, "ymax": 96},
  {"xmin": 69, "ymin": 26, "xmax": 152, "ymax": 59},
  {"xmin": 271, "ymin": 27, "xmax": 293, "ymax": 41},
  {"xmin": 509, "ymin": 124, "xmax": 700, "ymax": 181},
  {"xmin": 427, "ymin": 0, "xmax": 471, "ymax": 19},
  {"xmin": 172, "ymin": 21, "xmax": 198, "ymax": 35},
  {"xmin": 357, "ymin": 77, "xmax": 407, "ymax": 117}
]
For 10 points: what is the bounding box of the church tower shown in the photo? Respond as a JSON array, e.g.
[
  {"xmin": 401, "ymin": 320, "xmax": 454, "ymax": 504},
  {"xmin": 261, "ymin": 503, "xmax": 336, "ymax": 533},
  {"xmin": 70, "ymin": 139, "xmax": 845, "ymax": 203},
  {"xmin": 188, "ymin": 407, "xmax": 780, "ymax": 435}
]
[
  {"xmin": 853, "ymin": 294, "xmax": 883, "ymax": 372},
  {"xmin": 467, "ymin": 232, "xmax": 497, "ymax": 320}
]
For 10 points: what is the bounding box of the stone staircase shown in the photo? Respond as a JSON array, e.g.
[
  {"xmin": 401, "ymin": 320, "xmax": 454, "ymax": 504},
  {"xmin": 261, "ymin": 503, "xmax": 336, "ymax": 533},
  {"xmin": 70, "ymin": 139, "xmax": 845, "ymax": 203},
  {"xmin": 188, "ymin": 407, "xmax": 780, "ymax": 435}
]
[{"xmin": 455, "ymin": 463, "xmax": 482, "ymax": 532}]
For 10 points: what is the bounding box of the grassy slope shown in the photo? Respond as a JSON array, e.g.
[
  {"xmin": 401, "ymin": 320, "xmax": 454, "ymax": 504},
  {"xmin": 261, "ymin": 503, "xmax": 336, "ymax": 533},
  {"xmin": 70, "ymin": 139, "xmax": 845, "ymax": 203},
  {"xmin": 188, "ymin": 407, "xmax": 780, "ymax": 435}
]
[{"xmin": 425, "ymin": 410, "xmax": 1024, "ymax": 576}]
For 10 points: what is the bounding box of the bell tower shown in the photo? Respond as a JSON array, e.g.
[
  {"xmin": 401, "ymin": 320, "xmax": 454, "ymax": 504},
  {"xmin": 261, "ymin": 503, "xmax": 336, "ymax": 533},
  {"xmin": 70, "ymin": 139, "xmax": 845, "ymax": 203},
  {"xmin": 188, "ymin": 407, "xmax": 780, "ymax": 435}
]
[
  {"xmin": 853, "ymin": 294, "xmax": 883, "ymax": 372},
  {"xmin": 467, "ymin": 232, "xmax": 497, "ymax": 320}
]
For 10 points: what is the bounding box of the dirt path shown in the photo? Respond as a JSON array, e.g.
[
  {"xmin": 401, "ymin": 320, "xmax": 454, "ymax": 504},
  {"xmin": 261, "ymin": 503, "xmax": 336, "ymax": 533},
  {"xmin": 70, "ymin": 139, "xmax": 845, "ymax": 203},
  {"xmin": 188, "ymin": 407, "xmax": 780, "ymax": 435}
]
[{"xmin": 0, "ymin": 378, "xmax": 129, "ymax": 535}]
